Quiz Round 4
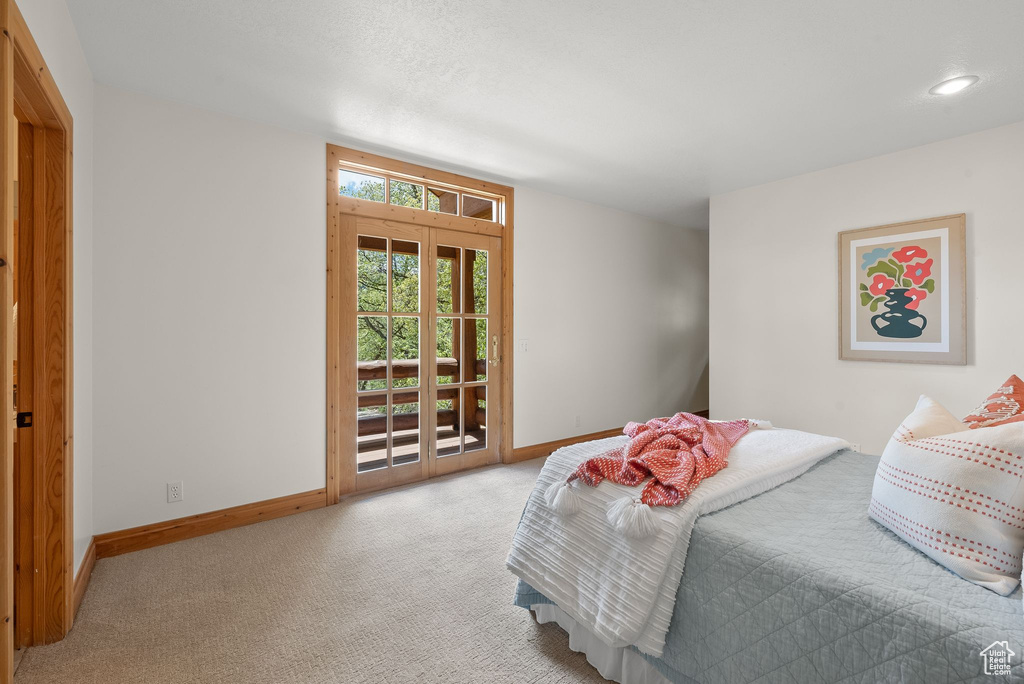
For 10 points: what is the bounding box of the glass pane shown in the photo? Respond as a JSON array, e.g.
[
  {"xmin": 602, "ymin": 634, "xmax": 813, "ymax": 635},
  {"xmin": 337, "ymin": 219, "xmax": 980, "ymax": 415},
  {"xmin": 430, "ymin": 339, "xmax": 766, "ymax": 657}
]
[
  {"xmin": 465, "ymin": 249, "xmax": 487, "ymax": 314},
  {"xmin": 436, "ymin": 389, "xmax": 461, "ymax": 457},
  {"xmin": 390, "ymin": 180, "xmax": 424, "ymax": 208},
  {"xmin": 436, "ymin": 317, "xmax": 460, "ymax": 385},
  {"xmin": 357, "ymin": 316, "xmax": 387, "ymax": 391},
  {"xmin": 392, "ymin": 395, "xmax": 420, "ymax": 466},
  {"xmin": 339, "ymin": 168, "xmax": 385, "ymax": 202},
  {"xmin": 427, "ymin": 187, "xmax": 458, "ymax": 215},
  {"xmin": 436, "ymin": 246, "xmax": 460, "ymax": 314},
  {"xmin": 391, "ymin": 240, "xmax": 420, "ymax": 313},
  {"xmin": 462, "ymin": 194, "xmax": 496, "ymax": 221},
  {"xmin": 391, "ymin": 316, "xmax": 420, "ymax": 389},
  {"xmin": 357, "ymin": 397, "xmax": 388, "ymax": 472},
  {"xmin": 465, "ymin": 318, "xmax": 487, "ymax": 382},
  {"xmin": 464, "ymin": 386, "xmax": 486, "ymax": 453},
  {"xmin": 357, "ymin": 235, "xmax": 387, "ymax": 312}
]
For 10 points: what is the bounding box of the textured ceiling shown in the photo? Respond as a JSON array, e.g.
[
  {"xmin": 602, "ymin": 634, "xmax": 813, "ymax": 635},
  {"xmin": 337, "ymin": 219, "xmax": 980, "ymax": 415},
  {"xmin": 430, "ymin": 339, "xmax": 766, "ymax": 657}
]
[{"xmin": 65, "ymin": 0, "xmax": 1024, "ymax": 228}]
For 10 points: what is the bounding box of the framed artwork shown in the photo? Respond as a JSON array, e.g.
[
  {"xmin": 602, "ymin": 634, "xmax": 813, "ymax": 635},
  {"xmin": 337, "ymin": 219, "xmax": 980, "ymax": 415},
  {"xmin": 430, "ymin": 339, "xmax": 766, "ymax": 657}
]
[{"xmin": 839, "ymin": 214, "xmax": 966, "ymax": 364}]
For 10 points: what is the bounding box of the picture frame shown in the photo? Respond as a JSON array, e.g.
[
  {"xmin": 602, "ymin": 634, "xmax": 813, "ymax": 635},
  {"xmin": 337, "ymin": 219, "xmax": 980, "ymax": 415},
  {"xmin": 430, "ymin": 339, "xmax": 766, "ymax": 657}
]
[{"xmin": 838, "ymin": 214, "xmax": 966, "ymax": 364}]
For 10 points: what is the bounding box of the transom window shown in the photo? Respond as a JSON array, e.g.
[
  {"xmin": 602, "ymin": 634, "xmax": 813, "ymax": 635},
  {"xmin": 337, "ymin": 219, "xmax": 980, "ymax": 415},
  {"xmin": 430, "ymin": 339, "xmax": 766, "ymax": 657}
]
[{"xmin": 339, "ymin": 163, "xmax": 499, "ymax": 222}]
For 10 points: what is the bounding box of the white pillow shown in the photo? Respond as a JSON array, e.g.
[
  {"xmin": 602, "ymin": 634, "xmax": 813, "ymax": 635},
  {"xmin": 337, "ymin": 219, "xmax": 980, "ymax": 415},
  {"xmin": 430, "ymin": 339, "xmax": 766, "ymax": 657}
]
[{"xmin": 869, "ymin": 395, "xmax": 1024, "ymax": 595}]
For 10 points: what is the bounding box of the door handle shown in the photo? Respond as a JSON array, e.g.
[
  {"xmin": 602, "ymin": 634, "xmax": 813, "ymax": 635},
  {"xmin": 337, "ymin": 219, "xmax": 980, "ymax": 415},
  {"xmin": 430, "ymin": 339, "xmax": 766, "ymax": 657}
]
[{"xmin": 489, "ymin": 335, "xmax": 498, "ymax": 366}]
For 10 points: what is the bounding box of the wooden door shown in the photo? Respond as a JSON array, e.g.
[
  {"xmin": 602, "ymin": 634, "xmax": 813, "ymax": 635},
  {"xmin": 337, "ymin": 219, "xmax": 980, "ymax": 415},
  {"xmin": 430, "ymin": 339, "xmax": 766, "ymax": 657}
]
[
  {"xmin": 1, "ymin": 3, "xmax": 78, "ymax": 675},
  {"xmin": 429, "ymin": 228, "xmax": 502, "ymax": 477},
  {"xmin": 340, "ymin": 216, "xmax": 501, "ymax": 493}
]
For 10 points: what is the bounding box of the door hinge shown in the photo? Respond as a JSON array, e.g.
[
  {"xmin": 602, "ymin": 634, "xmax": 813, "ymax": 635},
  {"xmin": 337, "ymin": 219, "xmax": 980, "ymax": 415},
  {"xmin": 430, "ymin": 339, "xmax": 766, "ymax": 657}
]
[{"xmin": 16, "ymin": 412, "xmax": 32, "ymax": 428}]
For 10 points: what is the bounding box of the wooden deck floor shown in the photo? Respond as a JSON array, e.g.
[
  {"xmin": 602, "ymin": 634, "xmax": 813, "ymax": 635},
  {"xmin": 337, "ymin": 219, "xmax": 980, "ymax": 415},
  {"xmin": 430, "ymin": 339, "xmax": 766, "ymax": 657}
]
[{"xmin": 357, "ymin": 425, "xmax": 486, "ymax": 472}]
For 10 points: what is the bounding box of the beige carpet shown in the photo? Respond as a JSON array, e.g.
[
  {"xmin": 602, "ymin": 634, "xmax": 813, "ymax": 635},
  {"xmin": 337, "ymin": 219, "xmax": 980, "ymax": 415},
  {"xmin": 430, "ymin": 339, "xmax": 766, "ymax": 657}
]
[{"xmin": 16, "ymin": 461, "xmax": 605, "ymax": 683}]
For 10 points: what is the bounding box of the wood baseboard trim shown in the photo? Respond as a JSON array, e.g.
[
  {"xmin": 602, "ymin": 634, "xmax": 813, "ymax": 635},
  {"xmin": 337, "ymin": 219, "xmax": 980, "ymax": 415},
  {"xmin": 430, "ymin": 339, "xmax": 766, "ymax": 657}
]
[
  {"xmin": 72, "ymin": 537, "xmax": 97, "ymax": 620},
  {"xmin": 95, "ymin": 489, "xmax": 328, "ymax": 559},
  {"xmin": 508, "ymin": 410, "xmax": 710, "ymax": 464},
  {"xmin": 510, "ymin": 427, "xmax": 625, "ymax": 463}
]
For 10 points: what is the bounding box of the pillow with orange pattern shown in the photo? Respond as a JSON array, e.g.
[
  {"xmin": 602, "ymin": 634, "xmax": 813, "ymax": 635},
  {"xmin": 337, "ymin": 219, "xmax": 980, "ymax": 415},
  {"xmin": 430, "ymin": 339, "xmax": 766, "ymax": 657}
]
[{"xmin": 962, "ymin": 375, "xmax": 1024, "ymax": 428}]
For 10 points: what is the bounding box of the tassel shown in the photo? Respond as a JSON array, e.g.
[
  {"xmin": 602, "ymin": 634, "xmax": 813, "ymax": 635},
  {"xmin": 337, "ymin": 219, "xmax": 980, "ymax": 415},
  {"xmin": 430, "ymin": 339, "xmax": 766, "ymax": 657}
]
[
  {"xmin": 606, "ymin": 496, "xmax": 660, "ymax": 539},
  {"xmin": 544, "ymin": 480, "xmax": 582, "ymax": 515}
]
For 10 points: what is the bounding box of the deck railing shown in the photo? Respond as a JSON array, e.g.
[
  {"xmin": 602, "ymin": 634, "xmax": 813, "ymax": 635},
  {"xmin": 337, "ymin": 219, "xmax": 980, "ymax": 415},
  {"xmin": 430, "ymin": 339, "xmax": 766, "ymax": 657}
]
[{"xmin": 356, "ymin": 358, "xmax": 486, "ymax": 437}]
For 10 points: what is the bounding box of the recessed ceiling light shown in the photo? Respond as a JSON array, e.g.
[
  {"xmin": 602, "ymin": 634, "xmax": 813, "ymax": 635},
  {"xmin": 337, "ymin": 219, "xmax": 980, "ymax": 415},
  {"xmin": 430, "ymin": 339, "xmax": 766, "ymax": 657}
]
[{"xmin": 929, "ymin": 75, "xmax": 979, "ymax": 96}]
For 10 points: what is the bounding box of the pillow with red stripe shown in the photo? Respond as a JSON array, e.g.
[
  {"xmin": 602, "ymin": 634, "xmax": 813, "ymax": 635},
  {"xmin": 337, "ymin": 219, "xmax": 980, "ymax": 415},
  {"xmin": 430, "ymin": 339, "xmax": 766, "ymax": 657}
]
[
  {"xmin": 962, "ymin": 374, "xmax": 1024, "ymax": 429},
  {"xmin": 869, "ymin": 395, "xmax": 1024, "ymax": 595}
]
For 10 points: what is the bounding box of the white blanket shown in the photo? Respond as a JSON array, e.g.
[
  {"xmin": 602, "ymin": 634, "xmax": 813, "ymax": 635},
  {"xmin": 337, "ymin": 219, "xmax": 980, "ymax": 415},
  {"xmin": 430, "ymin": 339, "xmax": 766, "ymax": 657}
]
[{"xmin": 506, "ymin": 428, "xmax": 850, "ymax": 657}]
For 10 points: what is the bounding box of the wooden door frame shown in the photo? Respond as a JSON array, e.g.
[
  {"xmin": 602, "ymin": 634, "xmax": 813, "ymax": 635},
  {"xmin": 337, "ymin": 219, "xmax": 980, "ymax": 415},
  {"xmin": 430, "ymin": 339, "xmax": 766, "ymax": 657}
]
[
  {"xmin": 1, "ymin": 0, "xmax": 74, "ymax": 677},
  {"xmin": 326, "ymin": 144, "xmax": 514, "ymax": 503}
]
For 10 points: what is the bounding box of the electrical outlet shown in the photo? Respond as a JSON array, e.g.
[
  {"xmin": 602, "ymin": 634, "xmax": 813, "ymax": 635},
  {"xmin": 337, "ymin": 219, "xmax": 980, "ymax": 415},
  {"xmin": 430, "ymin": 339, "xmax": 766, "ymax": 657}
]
[
  {"xmin": 167, "ymin": 481, "xmax": 184, "ymax": 503},
  {"xmin": 574, "ymin": 415, "xmax": 582, "ymax": 429},
  {"xmin": 850, "ymin": 443, "xmax": 861, "ymax": 453},
  {"xmin": 517, "ymin": 339, "xmax": 529, "ymax": 353}
]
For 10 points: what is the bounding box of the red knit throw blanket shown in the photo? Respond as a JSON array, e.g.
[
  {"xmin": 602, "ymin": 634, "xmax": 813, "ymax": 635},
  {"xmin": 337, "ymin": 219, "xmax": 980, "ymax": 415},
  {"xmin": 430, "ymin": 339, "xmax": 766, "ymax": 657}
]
[{"xmin": 568, "ymin": 413, "xmax": 751, "ymax": 507}]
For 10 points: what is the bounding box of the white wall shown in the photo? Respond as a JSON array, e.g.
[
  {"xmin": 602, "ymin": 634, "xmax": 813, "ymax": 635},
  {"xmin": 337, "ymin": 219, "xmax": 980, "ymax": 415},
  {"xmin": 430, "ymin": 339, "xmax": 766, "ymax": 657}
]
[
  {"xmin": 19, "ymin": 0, "xmax": 95, "ymax": 575},
  {"xmin": 710, "ymin": 121, "xmax": 1024, "ymax": 454},
  {"xmin": 93, "ymin": 85, "xmax": 327, "ymax": 533},
  {"xmin": 93, "ymin": 85, "xmax": 710, "ymax": 531},
  {"xmin": 514, "ymin": 188, "xmax": 709, "ymax": 447}
]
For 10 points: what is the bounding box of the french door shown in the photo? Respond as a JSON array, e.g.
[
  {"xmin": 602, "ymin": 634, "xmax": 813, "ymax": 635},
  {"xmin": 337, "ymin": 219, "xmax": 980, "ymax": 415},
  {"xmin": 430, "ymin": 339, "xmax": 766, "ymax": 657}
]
[{"xmin": 340, "ymin": 215, "xmax": 502, "ymax": 493}]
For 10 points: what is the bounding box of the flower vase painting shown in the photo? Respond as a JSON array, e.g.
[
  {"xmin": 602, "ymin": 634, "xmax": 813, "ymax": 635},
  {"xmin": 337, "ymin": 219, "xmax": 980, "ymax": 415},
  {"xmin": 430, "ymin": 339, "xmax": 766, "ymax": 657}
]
[{"xmin": 839, "ymin": 214, "xmax": 966, "ymax": 364}]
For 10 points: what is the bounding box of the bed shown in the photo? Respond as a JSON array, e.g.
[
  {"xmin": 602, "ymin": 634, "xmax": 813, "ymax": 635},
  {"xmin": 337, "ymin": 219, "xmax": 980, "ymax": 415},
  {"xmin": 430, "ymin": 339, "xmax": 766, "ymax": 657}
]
[{"xmin": 512, "ymin": 446, "xmax": 1023, "ymax": 683}]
